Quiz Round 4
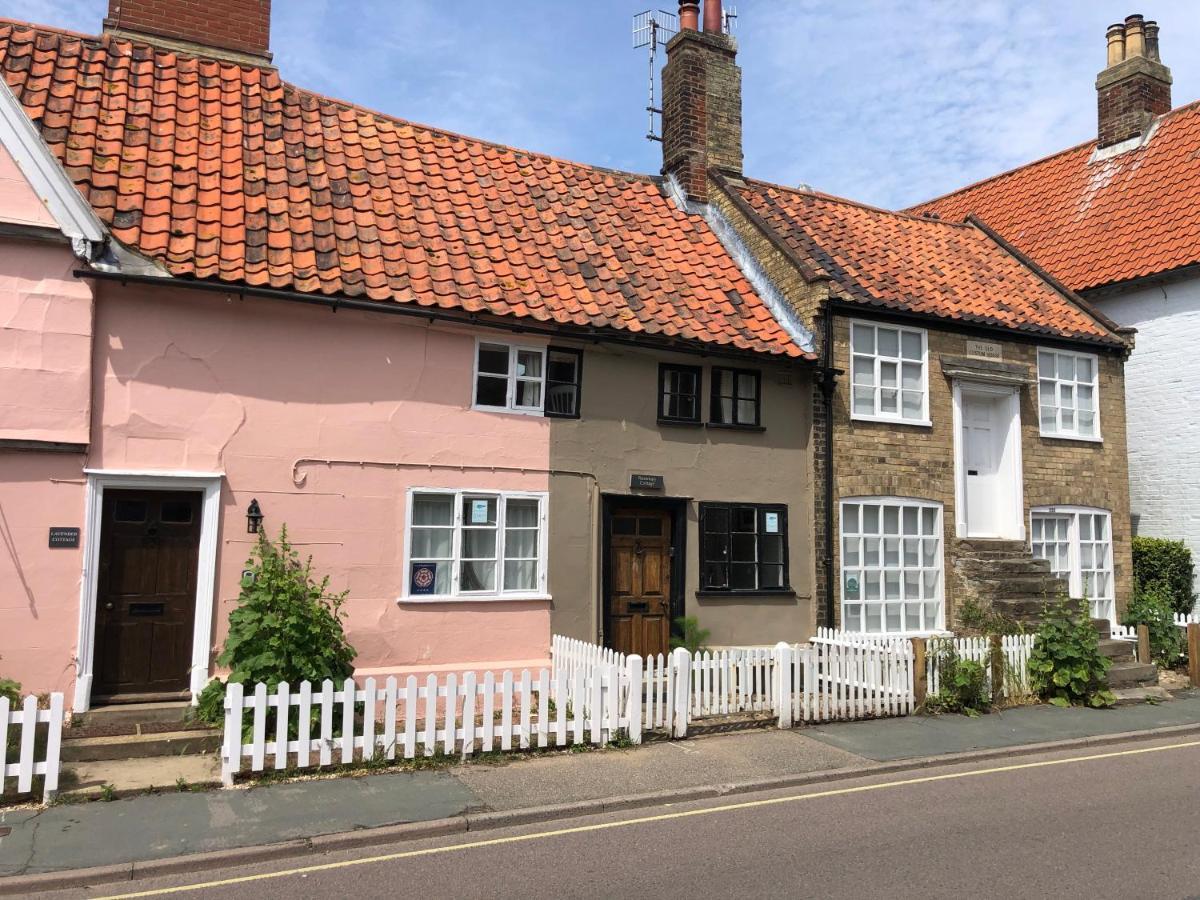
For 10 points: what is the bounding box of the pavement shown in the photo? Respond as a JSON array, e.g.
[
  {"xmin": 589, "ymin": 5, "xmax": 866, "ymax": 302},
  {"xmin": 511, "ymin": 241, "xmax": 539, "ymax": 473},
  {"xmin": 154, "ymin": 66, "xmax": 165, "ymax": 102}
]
[
  {"xmin": 3, "ymin": 691, "xmax": 1200, "ymax": 893},
  {"xmin": 31, "ymin": 733, "xmax": 1200, "ymax": 899}
]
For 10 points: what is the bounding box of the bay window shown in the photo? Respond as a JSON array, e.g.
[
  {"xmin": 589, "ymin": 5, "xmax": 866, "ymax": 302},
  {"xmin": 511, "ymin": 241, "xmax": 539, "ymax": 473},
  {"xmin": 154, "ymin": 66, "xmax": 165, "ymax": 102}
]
[
  {"xmin": 1030, "ymin": 507, "xmax": 1114, "ymax": 622},
  {"xmin": 405, "ymin": 490, "xmax": 547, "ymax": 599},
  {"xmin": 840, "ymin": 498, "xmax": 943, "ymax": 633}
]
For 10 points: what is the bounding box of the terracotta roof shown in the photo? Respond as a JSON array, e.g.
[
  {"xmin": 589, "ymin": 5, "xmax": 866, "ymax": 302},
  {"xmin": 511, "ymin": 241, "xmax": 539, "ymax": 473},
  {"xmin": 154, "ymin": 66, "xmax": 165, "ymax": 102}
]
[
  {"xmin": 0, "ymin": 21, "xmax": 809, "ymax": 359},
  {"xmin": 909, "ymin": 101, "xmax": 1200, "ymax": 293},
  {"xmin": 728, "ymin": 178, "xmax": 1122, "ymax": 345}
]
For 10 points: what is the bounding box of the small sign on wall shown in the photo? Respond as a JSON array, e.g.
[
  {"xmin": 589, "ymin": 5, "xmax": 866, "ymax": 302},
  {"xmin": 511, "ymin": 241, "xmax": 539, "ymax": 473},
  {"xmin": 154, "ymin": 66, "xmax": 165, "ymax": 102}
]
[
  {"xmin": 410, "ymin": 562, "xmax": 438, "ymax": 595},
  {"xmin": 630, "ymin": 474, "xmax": 665, "ymax": 491},
  {"xmin": 966, "ymin": 339, "xmax": 1002, "ymax": 361},
  {"xmin": 48, "ymin": 527, "xmax": 80, "ymax": 548}
]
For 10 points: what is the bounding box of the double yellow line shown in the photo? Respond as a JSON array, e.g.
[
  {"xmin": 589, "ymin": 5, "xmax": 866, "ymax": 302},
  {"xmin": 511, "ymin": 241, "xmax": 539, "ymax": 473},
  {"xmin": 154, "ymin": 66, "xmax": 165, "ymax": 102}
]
[{"xmin": 99, "ymin": 739, "xmax": 1200, "ymax": 898}]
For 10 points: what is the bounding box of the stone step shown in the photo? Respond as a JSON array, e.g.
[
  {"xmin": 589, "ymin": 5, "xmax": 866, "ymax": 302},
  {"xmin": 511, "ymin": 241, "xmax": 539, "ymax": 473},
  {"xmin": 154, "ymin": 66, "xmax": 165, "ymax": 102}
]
[
  {"xmin": 1098, "ymin": 638, "xmax": 1135, "ymax": 662},
  {"xmin": 1112, "ymin": 686, "xmax": 1172, "ymax": 706},
  {"xmin": 991, "ymin": 598, "xmax": 1051, "ymax": 620},
  {"xmin": 73, "ymin": 701, "xmax": 193, "ymax": 730},
  {"xmin": 956, "ymin": 557, "xmax": 1053, "ymax": 576},
  {"xmin": 955, "ymin": 539, "xmax": 1028, "ymax": 554},
  {"xmin": 970, "ymin": 575, "xmax": 1069, "ymax": 599},
  {"xmin": 61, "ymin": 729, "xmax": 222, "ymax": 762},
  {"xmin": 1106, "ymin": 661, "xmax": 1159, "ymax": 689},
  {"xmin": 1094, "ymin": 618, "xmax": 1112, "ymax": 640},
  {"xmin": 59, "ymin": 753, "xmax": 222, "ymax": 800}
]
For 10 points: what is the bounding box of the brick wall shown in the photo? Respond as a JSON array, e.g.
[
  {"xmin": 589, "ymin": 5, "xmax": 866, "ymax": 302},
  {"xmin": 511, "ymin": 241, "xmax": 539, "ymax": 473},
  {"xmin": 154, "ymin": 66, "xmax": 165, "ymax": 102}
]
[
  {"xmin": 828, "ymin": 314, "xmax": 1134, "ymax": 626},
  {"xmin": 105, "ymin": 0, "xmax": 271, "ymax": 58},
  {"xmin": 662, "ymin": 30, "xmax": 742, "ymax": 200},
  {"xmin": 1096, "ymin": 57, "xmax": 1172, "ymax": 148},
  {"xmin": 1095, "ymin": 274, "xmax": 1200, "ymax": 600}
]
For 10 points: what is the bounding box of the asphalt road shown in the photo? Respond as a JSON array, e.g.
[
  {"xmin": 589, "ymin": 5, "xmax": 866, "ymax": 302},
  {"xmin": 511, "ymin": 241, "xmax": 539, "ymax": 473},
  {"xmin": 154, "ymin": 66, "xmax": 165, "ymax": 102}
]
[{"xmin": 50, "ymin": 736, "xmax": 1200, "ymax": 899}]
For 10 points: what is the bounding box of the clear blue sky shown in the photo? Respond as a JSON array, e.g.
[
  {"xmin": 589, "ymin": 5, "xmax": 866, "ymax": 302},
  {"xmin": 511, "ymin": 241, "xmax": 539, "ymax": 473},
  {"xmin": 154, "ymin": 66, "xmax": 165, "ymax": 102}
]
[{"xmin": 10, "ymin": 1, "xmax": 1200, "ymax": 208}]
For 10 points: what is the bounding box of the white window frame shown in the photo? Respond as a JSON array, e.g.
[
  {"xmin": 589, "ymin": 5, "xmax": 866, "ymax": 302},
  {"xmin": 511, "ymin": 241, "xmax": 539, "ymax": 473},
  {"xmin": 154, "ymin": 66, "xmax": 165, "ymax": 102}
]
[
  {"xmin": 839, "ymin": 496, "xmax": 945, "ymax": 636},
  {"xmin": 1036, "ymin": 348, "xmax": 1102, "ymax": 442},
  {"xmin": 472, "ymin": 339, "xmax": 547, "ymax": 415},
  {"xmin": 1030, "ymin": 506, "xmax": 1115, "ymax": 622},
  {"xmin": 849, "ymin": 320, "xmax": 930, "ymax": 426},
  {"xmin": 401, "ymin": 488, "xmax": 550, "ymax": 603}
]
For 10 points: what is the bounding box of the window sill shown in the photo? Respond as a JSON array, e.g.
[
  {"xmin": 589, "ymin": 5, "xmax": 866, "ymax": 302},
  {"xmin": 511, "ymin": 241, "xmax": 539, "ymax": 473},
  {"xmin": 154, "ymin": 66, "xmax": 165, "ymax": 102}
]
[
  {"xmin": 850, "ymin": 413, "xmax": 932, "ymax": 428},
  {"xmin": 396, "ymin": 593, "xmax": 552, "ymax": 605},
  {"xmin": 705, "ymin": 422, "xmax": 765, "ymax": 433},
  {"xmin": 695, "ymin": 589, "xmax": 797, "ymax": 600},
  {"xmin": 657, "ymin": 418, "xmax": 703, "ymax": 428},
  {"xmin": 1038, "ymin": 430, "xmax": 1103, "ymax": 444},
  {"xmin": 472, "ymin": 404, "xmax": 547, "ymax": 417}
]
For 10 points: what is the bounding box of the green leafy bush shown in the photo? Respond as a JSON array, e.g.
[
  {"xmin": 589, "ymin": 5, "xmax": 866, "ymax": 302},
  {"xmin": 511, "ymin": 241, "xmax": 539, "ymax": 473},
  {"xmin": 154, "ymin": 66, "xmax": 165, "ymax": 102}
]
[
  {"xmin": 925, "ymin": 640, "xmax": 989, "ymax": 716},
  {"xmin": 1, "ymin": 670, "xmax": 20, "ymax": 757},
  {"xmin": 670, "ymin": 616, "xmax": 710, "ymax": 655},
  {"xmin": 1132, "ymin": 536, "xmax": 1196, "ymax": 615},
  {"xmin": 1028, "ymin": 597, "xmax": 1114, "ymax": 708},
  {"xmin": 196, "ymin": 527, "xmax": 356, "ymax": 724},
  {"xmin": 1122, "ymin": 584, "xmax": 1185, "ymax": 668}
]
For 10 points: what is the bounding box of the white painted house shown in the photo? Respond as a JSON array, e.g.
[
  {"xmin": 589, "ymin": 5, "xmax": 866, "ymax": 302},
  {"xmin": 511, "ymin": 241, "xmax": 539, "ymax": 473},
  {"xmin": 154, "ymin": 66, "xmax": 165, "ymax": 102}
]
[{"xmin": 913, "ymin": 14, "xmax": 1200, "ymax": 604}]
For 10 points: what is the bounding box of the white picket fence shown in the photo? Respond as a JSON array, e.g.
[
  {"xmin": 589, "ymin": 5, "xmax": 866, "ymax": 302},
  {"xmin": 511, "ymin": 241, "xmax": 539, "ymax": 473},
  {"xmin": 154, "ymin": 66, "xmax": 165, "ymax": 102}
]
[
  {"xmin": 776, "ymin": 640, "xmax": 915, "ymax": 725},
  {"xmin": 1111, "ymin": 612, "xmax": 1200, "ymax": 644},
  {"xmin": 1, "ymin": 693, "xmax": 64, "ymax": 804},
  {"xmin": 221, "ymin": 664, "xmax": 639, "ymax": 785},
  {"xmin": 812, "ymin": 629, "xmax": 1036, "ymax": 700}
]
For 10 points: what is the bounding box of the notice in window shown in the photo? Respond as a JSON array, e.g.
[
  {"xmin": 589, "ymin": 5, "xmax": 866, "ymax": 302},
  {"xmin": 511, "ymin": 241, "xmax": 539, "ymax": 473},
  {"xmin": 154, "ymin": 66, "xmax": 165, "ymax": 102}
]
[
  {"xmin": 410, "ymin": 562, "xmax": 437, "ymax": 595},
  {"xmin": 470, "ymin": 500, "xmax": 489, "ymax": 524},
  {"xmin": 764, "ymin": 512, "xmax": 780, "ymax": 534}
]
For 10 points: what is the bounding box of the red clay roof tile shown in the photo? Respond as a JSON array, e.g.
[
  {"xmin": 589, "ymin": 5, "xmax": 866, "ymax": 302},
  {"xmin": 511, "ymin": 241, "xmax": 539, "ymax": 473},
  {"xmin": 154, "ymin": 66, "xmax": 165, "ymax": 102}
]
[
  {"xmin": 0, "ymin": 20, "xmax": 808, "ymax": 359},
  {"xmin": 910, "ymin": 101, "xmax": 1200, "ymax": 293},
  {"xmin": 732, "ymin": 178, "xmax": 1120, "ymax": 345}
]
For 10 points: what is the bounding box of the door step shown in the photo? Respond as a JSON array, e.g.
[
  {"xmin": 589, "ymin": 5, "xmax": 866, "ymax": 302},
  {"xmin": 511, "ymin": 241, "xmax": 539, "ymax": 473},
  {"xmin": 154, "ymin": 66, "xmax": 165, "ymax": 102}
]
[
  {"xmin": 73, "ymin": 700, "xmax": 193, "ymax": 730},
  {"xmin": 61, "ymin": 729, "xmax": 222, "ymax": 762},
  {"xmin": 1106, "ymin": 661, "xmax": 1159, "ymax": 689},
  {"xmin": 1111, "ymin": 685, "xmax": 1172, "ymax": 706},
  {"xmin": 59, "ymin": 754, "xmax": 222, "ymax": 800}
]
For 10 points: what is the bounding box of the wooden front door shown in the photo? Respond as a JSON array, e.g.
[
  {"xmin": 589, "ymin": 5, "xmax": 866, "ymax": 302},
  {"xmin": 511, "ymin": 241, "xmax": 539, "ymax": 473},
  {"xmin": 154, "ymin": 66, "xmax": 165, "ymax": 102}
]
[
  {"xmin": 607, "ymin": 509, "xmax": 672, "ymax": 657},
  {"xmin": 94, "ymin": 490, "xmax": 202, "ymax": 698}
]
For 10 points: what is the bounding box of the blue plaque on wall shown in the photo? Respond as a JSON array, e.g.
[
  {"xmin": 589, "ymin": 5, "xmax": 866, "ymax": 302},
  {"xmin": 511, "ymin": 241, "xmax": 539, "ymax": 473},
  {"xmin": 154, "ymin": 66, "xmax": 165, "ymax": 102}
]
[{"xmin": 410, "ymin": 562, "xmax": 437, "ymax": 595}]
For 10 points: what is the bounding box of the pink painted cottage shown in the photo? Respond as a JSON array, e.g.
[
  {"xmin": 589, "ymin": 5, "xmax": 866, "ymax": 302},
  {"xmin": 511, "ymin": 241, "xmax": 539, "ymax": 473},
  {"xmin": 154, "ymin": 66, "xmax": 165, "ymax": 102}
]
[{"xmin": 0, "ymin": 3, "xmax": 818, "ymax": 711}]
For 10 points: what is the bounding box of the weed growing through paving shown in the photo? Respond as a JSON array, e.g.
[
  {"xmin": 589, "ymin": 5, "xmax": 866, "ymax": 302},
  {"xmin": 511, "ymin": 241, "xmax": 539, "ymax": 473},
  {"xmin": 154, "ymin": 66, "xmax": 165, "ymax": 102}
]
[
  {"xmin": 924, "ymin": 640, "xmax": 989, "ymax": 716},
  {"xmin": 98, "ymin": 783, "xmax": 116, "ymax": 802}
]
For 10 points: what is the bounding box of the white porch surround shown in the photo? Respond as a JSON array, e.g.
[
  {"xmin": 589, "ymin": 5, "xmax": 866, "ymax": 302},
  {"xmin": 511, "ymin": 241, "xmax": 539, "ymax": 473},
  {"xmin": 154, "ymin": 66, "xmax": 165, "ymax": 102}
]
[
  {"xmin": 951, "ymin": 379, "xmax": 1025, "ymax": 541},
  {"xmin": 73, "ymin": 469, "xmax": 223, "ymax": 713}
]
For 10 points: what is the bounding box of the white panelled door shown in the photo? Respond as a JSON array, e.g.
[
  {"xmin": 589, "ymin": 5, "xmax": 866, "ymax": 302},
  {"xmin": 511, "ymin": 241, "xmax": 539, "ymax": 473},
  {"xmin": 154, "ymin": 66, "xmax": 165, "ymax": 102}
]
[{"xmin": 960, "ymin": 388, "xmax": 1020, "ymax": 538}]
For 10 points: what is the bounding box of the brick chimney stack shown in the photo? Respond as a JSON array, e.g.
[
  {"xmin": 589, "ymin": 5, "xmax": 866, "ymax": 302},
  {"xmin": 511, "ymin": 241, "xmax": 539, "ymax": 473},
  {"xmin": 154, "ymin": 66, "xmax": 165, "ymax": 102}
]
[
  {"xmin": 1096, "ymin": 14, "xmax": 1171, "ymax": 148},
  {"xmin": 661, "ymin": 0, "xmax": 742, "ymax": 202},
  {"xmin": 103, "ymin": 0, "xmax": 272, "ymax": 65}
]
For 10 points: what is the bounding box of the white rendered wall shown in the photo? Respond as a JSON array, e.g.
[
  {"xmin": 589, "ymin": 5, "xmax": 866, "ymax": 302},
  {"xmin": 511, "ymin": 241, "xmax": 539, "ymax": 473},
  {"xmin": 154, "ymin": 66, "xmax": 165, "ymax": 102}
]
[{"xmin": 1095, "ymin": 273, "xmax": 1200, "ymax": 603}]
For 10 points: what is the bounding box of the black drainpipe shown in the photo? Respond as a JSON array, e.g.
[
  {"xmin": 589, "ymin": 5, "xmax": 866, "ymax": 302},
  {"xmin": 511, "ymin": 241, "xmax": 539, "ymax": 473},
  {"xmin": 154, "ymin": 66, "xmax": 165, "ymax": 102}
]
[{"xmin": 819, "ymin": 308, "xmax": 839, "ymax": 628}]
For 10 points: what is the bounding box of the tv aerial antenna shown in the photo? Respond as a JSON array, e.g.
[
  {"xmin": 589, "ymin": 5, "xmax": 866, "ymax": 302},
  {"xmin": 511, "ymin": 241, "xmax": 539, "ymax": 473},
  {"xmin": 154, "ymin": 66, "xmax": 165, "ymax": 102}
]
[{"xmin": 632, "ymin": 9, "xmax": 678, "ymax": 143}]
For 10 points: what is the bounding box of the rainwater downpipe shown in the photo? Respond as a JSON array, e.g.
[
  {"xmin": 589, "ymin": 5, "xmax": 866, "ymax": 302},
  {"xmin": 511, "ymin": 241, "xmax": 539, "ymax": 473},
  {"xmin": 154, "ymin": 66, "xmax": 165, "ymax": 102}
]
[{"xmin": 820, "ymin": 308, "xmax": 838, "ymax": 628}]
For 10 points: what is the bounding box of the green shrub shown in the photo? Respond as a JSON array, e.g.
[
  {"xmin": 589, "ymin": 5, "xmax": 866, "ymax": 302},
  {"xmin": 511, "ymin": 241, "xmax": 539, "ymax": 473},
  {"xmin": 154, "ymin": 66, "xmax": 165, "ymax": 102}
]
[
  {"xmin": 925, "ymin": 640, "xmax": 989, "ymax": 716},
  {"xmin": 1132, "ymin": 536, "xmax": 1196, "ymax": 615},
  {"xmin": 1028, "ymin": 597, "xmax": 1115, "ymax": 708},
  {"xmin": 0, "ymin": 671, "xmax": 20, "ymax": 756},
  {"xmin": 670, "ymin": 616, "xmax": 710, "ymax": 655},
  {"xmin": 1122, "ymin": 584, "xmax": 1185, "ymax": 668},
  {"xmin": 196, "ymin": 526, "xmax": 356, "ymax": 725}
]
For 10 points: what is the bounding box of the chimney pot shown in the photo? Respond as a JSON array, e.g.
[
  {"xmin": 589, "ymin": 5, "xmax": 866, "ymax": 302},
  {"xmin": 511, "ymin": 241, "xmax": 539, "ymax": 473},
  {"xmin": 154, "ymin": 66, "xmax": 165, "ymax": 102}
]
[
  {"xmin": 1145, "ymin": 20, "xmax": 1161, "ymax": 61},
  {"xmin": 1124, "ymin": 14, "xmax": 1146, "ymax": 58},
  {"xmin": 1106, "ymin": 24, "xmax": 1126, "ymax": 66},
  {"xmin": 679, "ymin": 1, "xmax": 700, "ymax": 31},
  {"xmin": 703, "ymin": 0, "xmax": 723, "ymax": 34}
]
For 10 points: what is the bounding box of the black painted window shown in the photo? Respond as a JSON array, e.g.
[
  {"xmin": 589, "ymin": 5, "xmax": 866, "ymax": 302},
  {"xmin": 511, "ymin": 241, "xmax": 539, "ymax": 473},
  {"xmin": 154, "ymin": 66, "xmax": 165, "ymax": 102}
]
[
  {"xmin": 545, "ymin": 348, "xmax": 583, "ymax": 418},
  {"xmin": 700, "ymin": 503, "xmax": 788, "ymax": 592},
  {"xmin": 659, "ymin": 364, "xmax": 702, "ymax": 423},
  {"xmin": 710, "ymin": 367, "xmax": 761, "ymax": 426}
]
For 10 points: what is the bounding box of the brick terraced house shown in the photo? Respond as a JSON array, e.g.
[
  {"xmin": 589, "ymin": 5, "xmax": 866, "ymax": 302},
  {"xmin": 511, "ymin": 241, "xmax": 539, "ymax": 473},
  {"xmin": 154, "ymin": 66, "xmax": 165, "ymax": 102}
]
[
  {"xmin": 657, "ymin": 1, "xmax": 1136, "ymax": 633},
  {"xmin": 913, "ymin": 15, "xmax": 1200, "ymax": 604}
]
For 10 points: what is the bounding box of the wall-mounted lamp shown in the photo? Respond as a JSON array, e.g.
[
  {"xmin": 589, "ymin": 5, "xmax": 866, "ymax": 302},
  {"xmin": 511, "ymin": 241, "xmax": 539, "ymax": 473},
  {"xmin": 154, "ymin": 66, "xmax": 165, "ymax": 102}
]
[{"xmin": 246, "ymin": 498, "xmax": 263, "ymax": 534}]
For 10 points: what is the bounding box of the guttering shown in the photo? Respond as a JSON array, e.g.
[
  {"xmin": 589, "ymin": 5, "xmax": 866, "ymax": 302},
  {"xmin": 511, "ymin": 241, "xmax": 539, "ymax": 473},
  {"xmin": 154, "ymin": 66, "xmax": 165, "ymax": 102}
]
[
  {"xmin": 825, "ymin": 298, "xmax": 1128, "ymax": 355},
  {"xmin": 73, "ymin": 268, "xmax": 816, "ymax": 368}
]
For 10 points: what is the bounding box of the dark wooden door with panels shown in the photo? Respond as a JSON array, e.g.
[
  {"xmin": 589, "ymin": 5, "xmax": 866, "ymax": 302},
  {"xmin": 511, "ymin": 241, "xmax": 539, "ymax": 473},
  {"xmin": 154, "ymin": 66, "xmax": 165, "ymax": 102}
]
[
  {"xmin": 94, "ymin": 489, "xmax": 202, "ymax": 699},
  {"xmin": 606, "ymin": 508, "xmax": 673, "ymax": 658}
]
